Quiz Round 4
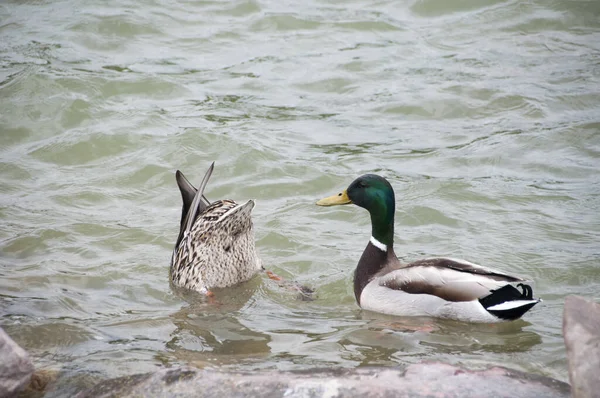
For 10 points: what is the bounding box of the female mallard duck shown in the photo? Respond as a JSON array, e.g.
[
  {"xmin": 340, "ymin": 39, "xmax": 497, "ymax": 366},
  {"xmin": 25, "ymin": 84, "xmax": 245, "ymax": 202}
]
[
  {"xmin": 317, "ymin": 174, "xmax": 540, "ymax": 323},
  {"xmin": 170, "ymin": 162, "xmax": 262, "ymax": 294}
]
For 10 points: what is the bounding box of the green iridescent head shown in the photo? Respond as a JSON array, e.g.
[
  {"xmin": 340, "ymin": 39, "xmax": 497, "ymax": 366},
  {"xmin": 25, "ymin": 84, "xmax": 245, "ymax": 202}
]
[{"xmin": 317, "ymin": 174, "xmax": 396, "ymax": 246}]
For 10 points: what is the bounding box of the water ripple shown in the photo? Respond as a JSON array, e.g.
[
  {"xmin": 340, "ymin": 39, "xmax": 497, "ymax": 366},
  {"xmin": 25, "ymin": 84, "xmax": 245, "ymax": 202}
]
[{"xmin": 1, "ymin": 0, "xmax": 599, "ymax": 387}]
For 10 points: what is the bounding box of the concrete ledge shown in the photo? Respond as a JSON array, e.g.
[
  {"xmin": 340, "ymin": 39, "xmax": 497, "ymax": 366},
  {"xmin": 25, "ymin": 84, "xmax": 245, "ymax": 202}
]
[{"xmin": 76, "ymin": 362, "xmax": 570, "ymax": 398}]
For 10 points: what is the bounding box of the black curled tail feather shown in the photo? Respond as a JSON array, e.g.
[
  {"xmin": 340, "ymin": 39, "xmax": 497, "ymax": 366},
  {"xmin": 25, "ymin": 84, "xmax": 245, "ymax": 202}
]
[
  {"xmin": 479, "ymin": 283, "xmax": 539, "ymax": 321},
  {"xmin": 517, "ymin": 283, "xmax": 533, "ymax": 299}
]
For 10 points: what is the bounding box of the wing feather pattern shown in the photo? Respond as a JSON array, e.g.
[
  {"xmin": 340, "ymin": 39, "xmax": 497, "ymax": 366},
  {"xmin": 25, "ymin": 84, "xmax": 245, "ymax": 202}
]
[{"xmin": 378, "ymin": 258, "xmax": 526, "ymax": 302}]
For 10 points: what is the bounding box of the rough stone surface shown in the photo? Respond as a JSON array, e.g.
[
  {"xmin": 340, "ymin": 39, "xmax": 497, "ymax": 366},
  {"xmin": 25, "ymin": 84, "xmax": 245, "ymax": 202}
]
[
  {"xmin": 563, "ymin": 295, "xmax": 600, "ymax": 398},
  {"xmin": 0, "ymin": 327, "xmax": 34, "ymax": 398},
  {"xmin": 76, "ymin": 362, "xmax": 570, "ymax": 398}
]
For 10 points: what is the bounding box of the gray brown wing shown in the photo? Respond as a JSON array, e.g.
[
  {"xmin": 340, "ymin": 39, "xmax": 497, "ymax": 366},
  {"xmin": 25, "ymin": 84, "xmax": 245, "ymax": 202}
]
[
  {"xmin": 405, "ymin": 257, "xmax": 524, "ymax": 282},
  {"xmin": 172, "ymin": 199, "xmax": 238, "ymax": 260},
  {"xmin": 378, "ymin": 258, "xmax": 525, "ymax": 302},
  {"xmin": 172, "ymin": 199, "xmax": 251, "ymax": 270}
]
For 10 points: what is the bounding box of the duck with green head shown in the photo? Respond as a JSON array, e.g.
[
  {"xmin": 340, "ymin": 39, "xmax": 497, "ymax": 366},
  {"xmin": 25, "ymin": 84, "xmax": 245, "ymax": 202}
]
[{"xmin": 317, "ymin": 174, "xmax": 540, "ymax": 323}]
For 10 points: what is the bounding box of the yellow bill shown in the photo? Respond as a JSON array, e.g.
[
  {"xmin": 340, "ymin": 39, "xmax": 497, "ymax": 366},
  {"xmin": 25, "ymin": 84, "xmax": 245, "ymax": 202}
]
[{"xmin": 316, "ymin": 190, "xmax": 352, "ymax": 206}]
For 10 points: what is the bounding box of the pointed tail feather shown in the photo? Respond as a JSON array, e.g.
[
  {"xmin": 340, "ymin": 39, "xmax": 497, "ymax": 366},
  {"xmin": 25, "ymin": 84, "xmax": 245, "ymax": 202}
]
[
  {"xmin": 176, "ymin": 171, "xmax": 198, "ymax": 233},
  {"xmin": 175, "ymin": 162, "xmax": 215, "ymax": 249},
  {"xmin": 176, "ymin": 170, "xmax": 211, "ymax": 217}
]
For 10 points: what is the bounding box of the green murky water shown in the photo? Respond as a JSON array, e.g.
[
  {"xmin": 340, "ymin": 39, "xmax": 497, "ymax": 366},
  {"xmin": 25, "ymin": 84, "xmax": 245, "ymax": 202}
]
[{"xmin": 1, "ymin": 0, "xmax": 600, "ymax": 391}]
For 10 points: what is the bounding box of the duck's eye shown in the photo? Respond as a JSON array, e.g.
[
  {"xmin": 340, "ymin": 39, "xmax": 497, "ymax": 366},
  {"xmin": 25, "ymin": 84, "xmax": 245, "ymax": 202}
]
[{"xmin": 358, "ymin": 182, "xmax": 367, "ymax": 188}]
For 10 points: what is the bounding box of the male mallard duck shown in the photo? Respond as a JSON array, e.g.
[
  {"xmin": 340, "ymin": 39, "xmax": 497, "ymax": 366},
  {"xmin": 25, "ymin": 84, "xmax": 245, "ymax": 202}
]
[
  {"xmin": 170, "ymin": 162, "xmax": 262, "ymax": 294},
  {"xmin": 317, "ymin": 174, "xmax": 540, "ymax": 323}
]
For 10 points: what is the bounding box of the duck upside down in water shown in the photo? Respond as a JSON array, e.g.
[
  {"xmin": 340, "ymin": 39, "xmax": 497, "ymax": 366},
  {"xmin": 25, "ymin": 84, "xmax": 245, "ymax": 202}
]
[
  {"xmin": 317, "ymin": 174, "xmax": 540, "ymax": 323},
  {"xmin": 170, "ymin": 162, "xmax": 262, "ymax": 295}
]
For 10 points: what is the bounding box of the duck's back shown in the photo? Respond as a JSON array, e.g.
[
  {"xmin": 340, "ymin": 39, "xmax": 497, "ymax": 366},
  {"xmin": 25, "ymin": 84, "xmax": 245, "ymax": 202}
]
[{"xmin": 171, "ymin": 199, "xmax": 261, "ymax": 292}]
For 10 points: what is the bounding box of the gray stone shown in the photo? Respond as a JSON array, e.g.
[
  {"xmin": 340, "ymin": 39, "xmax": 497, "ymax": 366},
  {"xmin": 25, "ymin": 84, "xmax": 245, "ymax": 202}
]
[
  {"xmin": 76, "ymin": 362, "xmax": 570, "ymax": 398},
  {"xmin": 563, "ymin": 295, "xmax": 600, "ymax": 398},
  {"xmin": 0, "ymin": 327, "xmax": 34, "ymax": 398}
]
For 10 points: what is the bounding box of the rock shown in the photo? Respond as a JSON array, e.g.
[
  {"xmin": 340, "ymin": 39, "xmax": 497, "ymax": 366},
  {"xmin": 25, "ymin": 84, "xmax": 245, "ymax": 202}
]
[
  {"xmin": 35, "ymin": 370, "xmax": 103, "ymax": 398},
  {"xmin": 563, "ymin": 295, "xmax": 600, "ymax": 398},
  {"xmin": 76, "ymin": 362, "xmax": 570, "ymax": 398},
  {"xmin": 20, "ymin": 369, "xmax": 63, "ymax": 398},
  {"xmin": 0, "ymin": 327, "xmax": 34, "ymax": 397}
]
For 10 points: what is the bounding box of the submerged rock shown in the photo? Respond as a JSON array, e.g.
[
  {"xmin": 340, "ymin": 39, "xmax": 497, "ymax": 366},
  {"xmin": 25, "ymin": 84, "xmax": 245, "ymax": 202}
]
[
  {"xmin": 76, "ymin": 362, "xmax": 570, "ymax": 398},
  {"xmin": 563, "ymin": 295, "xmax": 600, "ymax": 398},
  {"xmin": 0, "ymin": 327, "xmax": 34, "ymax": 397}
]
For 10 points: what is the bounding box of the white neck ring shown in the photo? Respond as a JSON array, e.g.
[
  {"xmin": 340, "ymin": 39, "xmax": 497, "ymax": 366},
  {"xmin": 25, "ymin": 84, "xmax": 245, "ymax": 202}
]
[{"xmin": 370, "ymin": 236, "xmax": 388, "ymax": 252}]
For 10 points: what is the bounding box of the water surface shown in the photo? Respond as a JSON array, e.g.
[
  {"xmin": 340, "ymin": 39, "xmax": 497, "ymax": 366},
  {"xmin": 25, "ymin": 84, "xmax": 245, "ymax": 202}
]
[{"xmin": 1, "ymin": 0, "xmax": 600, "ymax": 390}]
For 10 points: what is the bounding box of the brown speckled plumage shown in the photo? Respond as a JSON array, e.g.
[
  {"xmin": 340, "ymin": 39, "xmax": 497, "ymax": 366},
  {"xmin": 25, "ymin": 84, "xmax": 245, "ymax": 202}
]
[{"xmin": 170, "ymin": 163, "xmax": 262, "ymax": 293}]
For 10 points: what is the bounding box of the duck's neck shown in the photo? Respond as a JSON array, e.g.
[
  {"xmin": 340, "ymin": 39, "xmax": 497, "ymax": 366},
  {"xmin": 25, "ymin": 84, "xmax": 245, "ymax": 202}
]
[
  {"xmin": 368, "ymin": 190, "xmax": 395, "ymax": 249},
  {"xmin": 353, "ymin": 203, "xmax": 395, "ymax": 304},
  {"xmin": 353, "ymin": 242, "xmax": 390, "ymax": 303}
]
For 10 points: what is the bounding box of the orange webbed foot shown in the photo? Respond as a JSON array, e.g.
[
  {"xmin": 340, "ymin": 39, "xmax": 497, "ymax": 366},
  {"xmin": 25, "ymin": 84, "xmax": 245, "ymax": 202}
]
[{"xmin": 266, "ymin": 270, "xmax": 283, "ymax": 281}]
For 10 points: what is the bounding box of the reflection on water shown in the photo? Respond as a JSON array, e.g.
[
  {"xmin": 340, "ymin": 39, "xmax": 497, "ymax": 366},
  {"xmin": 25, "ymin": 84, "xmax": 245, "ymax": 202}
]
[
  {"xmin": 159, "ymin": 280, "xmax": 544, "ymax": 372},
  {"xmin": 165, "ymin": 281, "xmax": 272, "ymax": 367}
]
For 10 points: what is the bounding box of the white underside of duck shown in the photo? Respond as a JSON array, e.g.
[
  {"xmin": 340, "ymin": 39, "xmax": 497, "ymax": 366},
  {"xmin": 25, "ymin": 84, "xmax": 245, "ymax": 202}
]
[{"xmin": 360, "ymin": 280, "xmax": 502, "ymax": 323}]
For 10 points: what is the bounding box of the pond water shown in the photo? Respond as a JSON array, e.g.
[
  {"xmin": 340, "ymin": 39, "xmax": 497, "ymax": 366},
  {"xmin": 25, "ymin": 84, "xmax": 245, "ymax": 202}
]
[{"xmin": 1, "ymin": 0, "xmax": 599, "ymax": 390}]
